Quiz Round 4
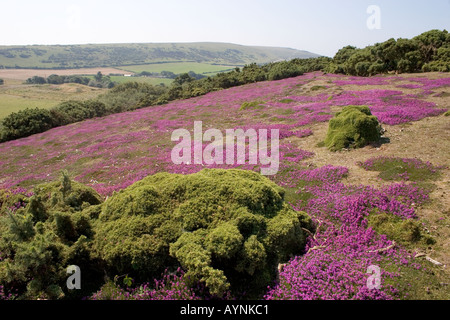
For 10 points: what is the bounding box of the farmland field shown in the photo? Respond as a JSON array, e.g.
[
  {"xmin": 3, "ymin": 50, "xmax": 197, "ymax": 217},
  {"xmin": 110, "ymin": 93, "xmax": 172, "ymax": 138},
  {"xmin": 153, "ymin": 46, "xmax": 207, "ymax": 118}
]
[
  {"xmin": 0, "ymin": 67, "xmax": 133, "ymax": 81},
  {"xmin": 0, "ymin": 70, "xmax": 449, "ymax": 301},
  {"xmin": 108, "ymin": 76, "xmax": 173, "ymax": 86},
  {"xmin": 118, "ymin": 62, "xmax": 237, "ymax": 75},
  {"xmin": 0, "ymin": 80, "xmax": 107, "ymax": 119}
]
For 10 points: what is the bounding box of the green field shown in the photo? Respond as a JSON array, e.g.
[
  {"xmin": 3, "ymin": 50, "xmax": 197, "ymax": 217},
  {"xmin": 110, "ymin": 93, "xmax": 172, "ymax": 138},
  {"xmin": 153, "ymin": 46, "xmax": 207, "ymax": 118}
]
[
  {"xmin": 0, "ymin": 81, "xmax": 106, "ymax": 119},
  {"xmin": 109, "ymin": 76, "xmax": 173, "ymax": 86},
  {"xmin": 118, "ymin": 62, "xmax": 237, "ymax": 75}
]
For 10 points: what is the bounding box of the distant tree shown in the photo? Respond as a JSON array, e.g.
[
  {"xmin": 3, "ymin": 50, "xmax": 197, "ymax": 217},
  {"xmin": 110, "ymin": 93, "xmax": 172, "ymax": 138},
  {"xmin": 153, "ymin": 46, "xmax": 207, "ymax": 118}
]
[
  {"xmin": 0, "ymin": 78, "xmax": 4, "ymax": 85},
  {"xmin": 94, "ymin": 71, "xmax": 103, "ymax": 82},
  {"xmin": 333, "ymin": 46, "xmax": 358, "ymax": 65},
  {"xmin": 187, "ymin": 71, "xmax": 206, "ymax": 80},
  {"xmin": 47, "ymin": 74, "xmax": 65, "ymax": 84},
  {"xmin": 25, "ymin": 76, "xmax": 47, "ymax": 85},
  {"xmin": 413, "ymin": 29, "xmax": 449, "ymax": 63},
  {"xmin": 160, "ymin": 71, "xmax": 177, "ymax": 79},
  {"xmin": 173, "ymin": 73, "xmax": 195, "ymax": 86}
]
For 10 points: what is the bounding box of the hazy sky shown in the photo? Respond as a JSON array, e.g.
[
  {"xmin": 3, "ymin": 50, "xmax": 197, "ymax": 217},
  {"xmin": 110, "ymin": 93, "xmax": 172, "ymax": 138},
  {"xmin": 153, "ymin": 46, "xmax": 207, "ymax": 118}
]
[{"xmin": 0, "ymin": 0, "xmax": 449, "ymax": 57}]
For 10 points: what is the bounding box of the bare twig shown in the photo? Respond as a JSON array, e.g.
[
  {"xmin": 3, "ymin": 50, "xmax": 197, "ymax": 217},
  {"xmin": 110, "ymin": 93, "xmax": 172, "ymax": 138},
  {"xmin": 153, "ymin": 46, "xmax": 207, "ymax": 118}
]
[
  {"xmin": 368, "ymin": 241, "xmax": 396, "ymax": 253},
  {"xmin": 302, "ymin": 227, "xmax": 315, "ymax": 238},
  {"xmin": 425, "ymin": 256, "xmax": 444, "ymax": 267},
  {"xmin": 306, "ymin": 245, "xmax": 326, "ymax": 254}
]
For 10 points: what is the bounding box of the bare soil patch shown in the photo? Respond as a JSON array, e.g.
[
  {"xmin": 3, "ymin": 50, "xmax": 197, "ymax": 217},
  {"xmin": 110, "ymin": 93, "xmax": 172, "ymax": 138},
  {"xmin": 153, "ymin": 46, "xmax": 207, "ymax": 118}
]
[{"xmin": 296, "ymin": 104, "xmax": 449, "ymax": 275}]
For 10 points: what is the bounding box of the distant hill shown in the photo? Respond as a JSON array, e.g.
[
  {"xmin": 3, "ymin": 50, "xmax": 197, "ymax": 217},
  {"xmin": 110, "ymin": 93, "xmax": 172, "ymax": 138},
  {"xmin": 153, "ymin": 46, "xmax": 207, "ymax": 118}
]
[{"xmin": 0, "ymin": 42, "xmax": 321, "ymax": 69}]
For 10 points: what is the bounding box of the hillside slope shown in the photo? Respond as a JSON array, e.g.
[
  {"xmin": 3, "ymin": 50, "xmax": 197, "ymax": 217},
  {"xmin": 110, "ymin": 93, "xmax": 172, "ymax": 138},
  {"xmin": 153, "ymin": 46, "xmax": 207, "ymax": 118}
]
[
  {"xmin": 0, "ymin": 71, "xmax": 449, "ymax": 300},
  {"xmin": 0, "ymin": 42, "xmax": 321, "ymax": 69}
]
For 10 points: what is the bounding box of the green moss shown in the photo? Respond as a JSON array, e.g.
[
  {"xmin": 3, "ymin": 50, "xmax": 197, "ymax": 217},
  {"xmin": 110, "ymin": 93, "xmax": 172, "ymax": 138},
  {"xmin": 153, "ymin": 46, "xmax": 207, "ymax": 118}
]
[
  {"xmin": 94, "ymin": 168, "xmax": 312, "ymax": 298},
  {"xmin": 359, "ymin": 157, "xmax": 441, "ymax": 182},
  {"xmin": 367, "ymin": 212, "xmax": 435, "ymax": 248},
  {"xmin": 310, "ymin": 85, "xmax": 327, "ymax": 91},
  {"xmin": 324, "ymin": 105, "xmax": 382, "ymax": 151},
  {"xmin": 279, "ymin": 98, "xmax": 294, "ymax": 104},
  {"xmin": 444, "ymin": 110, "xmax": 450, "ymax": 117},
  {"xmin": 380, "ymin": 258, "xmax": 450, "ymax": 300},
  {"xmin": 240, "ymin": 100, "xmax": 266, "ymax": 111}
]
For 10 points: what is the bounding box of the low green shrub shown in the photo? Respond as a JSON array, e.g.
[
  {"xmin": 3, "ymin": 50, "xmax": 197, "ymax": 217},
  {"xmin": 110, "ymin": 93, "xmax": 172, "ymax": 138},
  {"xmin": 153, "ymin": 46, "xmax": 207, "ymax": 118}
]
[
  {"xmin": 0, "ymin": 108, "xmax": 54, "ymax": 141},
  {"xmin": 324, "ymin": 105, "xmax": 382, "ymax": 151},
  {"xmin": 93, "ymin": 169, "xmax": 312, "ymax": 298},
  {"xmin": 0, "ymin": 172, "xmax": 104, "ymax": 299},
  {"xmin": 367, "ymin": 212, "xmax": 435, "ymax": 248}
]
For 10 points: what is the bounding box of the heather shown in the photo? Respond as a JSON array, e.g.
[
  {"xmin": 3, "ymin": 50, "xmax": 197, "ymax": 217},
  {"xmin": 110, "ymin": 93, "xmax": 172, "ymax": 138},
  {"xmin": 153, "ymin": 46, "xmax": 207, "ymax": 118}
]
[
  {"xmin": 0, "ymin": 72, "xmax": 447, "ymax": 195},
  {"xmin": 265, "ymin": 166, "xmax": 446, "ymax": 300},
  {"xmin": 2, "ymin": 29, "xmax": 448, "ymax": 142},
  {"xmin": 0, "ymin": 70, "xmax": 448, "ymax": 300},
  {"xmin": 89, "ymin": 269, "xmax": 203, "ymax": 300}
]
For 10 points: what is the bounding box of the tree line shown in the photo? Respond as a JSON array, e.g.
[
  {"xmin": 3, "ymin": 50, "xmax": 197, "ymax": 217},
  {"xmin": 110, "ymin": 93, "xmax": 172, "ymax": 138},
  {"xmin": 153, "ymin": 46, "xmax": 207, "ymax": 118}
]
[
  {"xmin": 25, "ymin": 72, "xmax": 116, "ymax": 89},
  {"xmin": 0, "ymin": 59, "xmax": 317, "ymax": 142},
  {"xmin": 324, "ymin": 29, "xmax": 449, "ymax": 76}
]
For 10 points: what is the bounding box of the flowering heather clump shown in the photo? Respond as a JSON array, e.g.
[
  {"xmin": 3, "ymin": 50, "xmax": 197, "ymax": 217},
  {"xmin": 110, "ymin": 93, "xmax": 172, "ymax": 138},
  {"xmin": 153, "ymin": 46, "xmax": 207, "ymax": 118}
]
[
  {"xmin": 0, "ymin": 72, "xmax": 448, "ymax": 194},
  {"xmin": 90, "ymin": 269, "xmax": 201, "ymax": 300},
  {"xmin": 0, "ymin": 285, "xmax": 16, "ymax": 300},
  {"xmin": 265, "ymin": 164, "xmax": 434, "ymax": 300},
  {"xmin": 0, "ymin": 72, "xmax": 448, "ymax": 300},
  {"xmin": 358, "ymin": 156, "xmax": 443, "ymax": 181}
]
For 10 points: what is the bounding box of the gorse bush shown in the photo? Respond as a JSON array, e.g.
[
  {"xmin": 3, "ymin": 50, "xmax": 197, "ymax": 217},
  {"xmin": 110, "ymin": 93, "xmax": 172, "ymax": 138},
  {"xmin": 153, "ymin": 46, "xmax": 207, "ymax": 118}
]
[
  {"xmin": 0, "ymin": 108, "xmax": 55, "ymax": 141},
  {"xmin": 0, "ymin": 169, "xmax": 312, "ymax": 299},
  {"xmin": 324, "ymin": 105, "xmax": 382, "ymax": 151},
  {"xmin": 325, "ymin": 29, "xmax": 449, "ymax": 76},
  {"xmin": 93, "ymin": 169, "xmax": 312, "ymax": 298},
  {"xmin": 97, "ymin": 81, "xmax": 168, "ymax": 113},
  {"xmin": 52, "ymin": 100, "xmax": 108, "ymax": 125},
  {"xmin": 0, "ymin": 172, "xmax": 103, "ymax": 299},
  {"xmin": 0, "ymin": 100, "xmax": 109, "ymax": 142}
]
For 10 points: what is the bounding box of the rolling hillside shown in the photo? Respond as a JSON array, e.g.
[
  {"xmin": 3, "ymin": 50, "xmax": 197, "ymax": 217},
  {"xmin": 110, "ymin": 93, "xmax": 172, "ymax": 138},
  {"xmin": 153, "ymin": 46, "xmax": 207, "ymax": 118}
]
[
  {"xmin": 0, "ymin": 42, "xmax": 321, "ymax": 69},
  {"xmin": 0, "ymin": 71, "xmax": 449, "ymax": 301}
]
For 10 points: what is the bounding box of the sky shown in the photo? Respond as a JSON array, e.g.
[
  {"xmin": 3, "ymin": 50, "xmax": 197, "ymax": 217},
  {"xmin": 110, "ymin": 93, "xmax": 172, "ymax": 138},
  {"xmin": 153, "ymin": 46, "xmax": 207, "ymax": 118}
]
[{"xmin": 0, "ymin": 0, "xmax": 448, "ymax": 57}]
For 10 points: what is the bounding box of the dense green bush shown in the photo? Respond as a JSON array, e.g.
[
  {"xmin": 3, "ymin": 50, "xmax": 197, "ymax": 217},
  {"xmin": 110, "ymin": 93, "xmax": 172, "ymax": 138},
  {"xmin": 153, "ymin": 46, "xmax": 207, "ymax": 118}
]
[
  {"xmin": 0, "ymin": 172, "xmax": 103, "ymax": 299},
  {"xmin": 324, "ymin": 105, "xmax": 382, "ymax": 151},
  {"xmin": 0, "ymin": 169, "xmax": 313, "ymax": 299},
  {"xmin": 97, "ymin": 81, "xmax": 168, "ymax": 113},
  {"xmin": 52, "ymin": 100, "xmax": 108, "ymax": 125},
  {"xmin": 0, "ymin": 108, "xmax": 55, "ymax": 141},
  {"xmin": 93, "ymin": 169, "xmax": 312, "ymax": 298},
  {"xmin": 0, "ymin": 100, "xmax": 108, "ymax": 142},
  {"xmin": 325, "ymin": 29, "xmax": 449, "ymax": 76}
]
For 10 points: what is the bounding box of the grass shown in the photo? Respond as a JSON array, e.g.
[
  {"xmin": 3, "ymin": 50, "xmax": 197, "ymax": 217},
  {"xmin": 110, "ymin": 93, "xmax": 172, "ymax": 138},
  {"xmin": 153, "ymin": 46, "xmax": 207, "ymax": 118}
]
[
  {"xmin": 240, "ymin": 100, "xmax": 266, "ymax": 111},
  {"xmin": 367, "ymin": 211, "xmax": 435, "ymax": 248},
  {"xmin": 310, "ymin": 85, "xmax": 327, "ymax": 91},
  {"xmin": 0, "ymin": 94, "xmax": 59, "ymax": 119},
  {"xmin": 0, "ymin": 82, "xmax": 106, "ymax": 119},
  {"xmin": 118, "ymin": 62, "xmax": 237, "ymax": 76},
  {"xmin": 358, "ymin": 157, "xmax": 442, "ymax": 182},
  {"xmin": 380, "ymin": 258, "xmax": 450, "ymax": 300},
  {"xmin": 109, "ymin": 76, "xmax": 173, "ymax": 86}
]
